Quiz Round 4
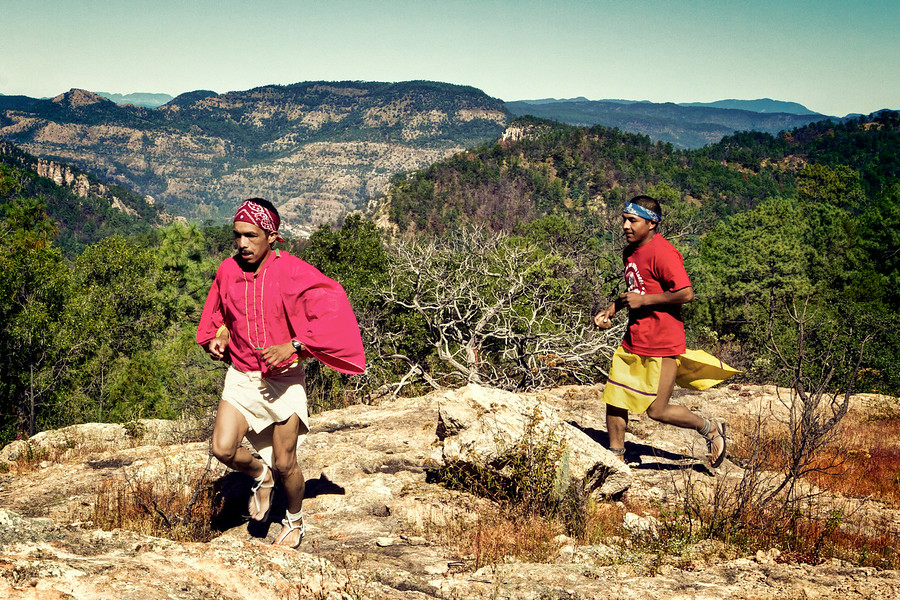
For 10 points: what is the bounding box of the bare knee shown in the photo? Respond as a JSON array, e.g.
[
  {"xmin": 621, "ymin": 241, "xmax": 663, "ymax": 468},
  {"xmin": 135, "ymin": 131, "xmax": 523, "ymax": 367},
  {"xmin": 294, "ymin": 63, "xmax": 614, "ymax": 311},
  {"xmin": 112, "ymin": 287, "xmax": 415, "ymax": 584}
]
[
  {"xmin": 211, "ymin": 436, "xmax": 239, "ymax": 466},
  {"xmin": 273, "ymin": 454, "xmax": 299, "ymax": 477},
  {"xmin": 645, "ymin": 404, "xmax": 664, "ymax": 422}
]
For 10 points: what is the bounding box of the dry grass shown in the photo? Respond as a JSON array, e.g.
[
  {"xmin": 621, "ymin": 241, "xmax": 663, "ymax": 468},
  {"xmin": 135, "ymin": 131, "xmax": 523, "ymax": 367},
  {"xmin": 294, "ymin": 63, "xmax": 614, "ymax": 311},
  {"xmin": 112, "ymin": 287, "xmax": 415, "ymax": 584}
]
[
  {"xmin": 728, "ymin": 404, "xmax": 900, "ymax": 507},
  {"xmin": 690, "ymin": 402, "xmax": 900, "ymax": 569},
  {"xmin": 90, "ymin": 458, "xmax": 220, "ymax": 543},
  {"xmin": 577, "ymin": 499, "xmax": 628, "ymax": 545},
  {"xmin": 809, "ymin": 413, "xmax": 900, "ymax": 504},
  {"xmin": 4, "ymin": 438, "xmax": 103, "ymax": 476},
  {"xmin": 454, "ymin": 509, "xmax": 561, "ymax": 567},
  {"xmin": 424, "ymin": 497, "xmax": 626, "ymax": 570}
]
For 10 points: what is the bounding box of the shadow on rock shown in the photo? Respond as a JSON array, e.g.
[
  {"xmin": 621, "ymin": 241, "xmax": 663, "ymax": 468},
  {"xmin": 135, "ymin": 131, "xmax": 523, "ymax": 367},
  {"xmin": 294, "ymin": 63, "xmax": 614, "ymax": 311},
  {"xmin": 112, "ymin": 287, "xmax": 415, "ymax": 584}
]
[
  {"xmin": 210, "ymin": 471, "xmax": 347, "ymax": 538},
  {"xmin": 569, "ymin": 422, "xmax": 707, "ymax": 473},
  {"xmin": 305, "ymin": 474, "xmax": 346, "ymax": 499},
  {"xmin": 210, "ymin": 471, "xmax": 255, "ymax": 533}
]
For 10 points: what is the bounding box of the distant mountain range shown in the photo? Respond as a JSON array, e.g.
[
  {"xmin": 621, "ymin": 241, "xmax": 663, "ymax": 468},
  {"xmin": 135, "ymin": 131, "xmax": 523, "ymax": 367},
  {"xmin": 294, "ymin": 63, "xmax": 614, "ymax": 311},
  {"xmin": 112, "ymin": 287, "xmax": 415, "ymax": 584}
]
[
  {"xmin": 516, "ymin": 97, "xmax": 821, "ymax": 115},
  {"xmin": 94, "ymin": 92, "xmax": 824, "ymax": 117},
  {"xmin": 0, "ymin": 82, "xmax": 883, "ymax": 228},
  {"xmin": 676, "ymin": 98, "xmax": 819, "ymax": 114},
  {"xmin": 0, "ymin": 82, "xmax": 508, "ymax": 232},
  {"xmin": 90, "ymin": 89, "xmax": 839, "ymax": 149},
  {"xmin": 505, "ymin": 98, "xmax": 834, "ymax": 149},
  {"xmin": 94, "ymin": 91, "xmax": 175, "ymax": 108}
]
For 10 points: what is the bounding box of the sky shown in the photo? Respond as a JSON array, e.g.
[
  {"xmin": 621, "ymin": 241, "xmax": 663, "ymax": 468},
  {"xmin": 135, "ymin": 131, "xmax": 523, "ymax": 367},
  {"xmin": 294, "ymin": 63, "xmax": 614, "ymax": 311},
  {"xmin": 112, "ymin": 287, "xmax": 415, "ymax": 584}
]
[{"xmin": 2, "ymin": 0, "xmax": 898, "ymax": 117}]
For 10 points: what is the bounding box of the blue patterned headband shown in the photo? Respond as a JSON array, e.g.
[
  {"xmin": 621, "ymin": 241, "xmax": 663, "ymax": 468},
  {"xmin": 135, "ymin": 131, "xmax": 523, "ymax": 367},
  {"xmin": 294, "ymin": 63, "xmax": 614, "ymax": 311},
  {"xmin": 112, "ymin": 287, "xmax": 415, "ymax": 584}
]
[{"xmin": 623, "ymin": 202, "xmax": 661, "ymax": 223}]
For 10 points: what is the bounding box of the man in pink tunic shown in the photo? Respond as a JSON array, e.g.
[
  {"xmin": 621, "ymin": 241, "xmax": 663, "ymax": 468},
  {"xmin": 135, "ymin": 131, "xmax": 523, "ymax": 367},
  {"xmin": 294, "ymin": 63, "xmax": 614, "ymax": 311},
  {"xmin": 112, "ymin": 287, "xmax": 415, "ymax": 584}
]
[{"xmin": 197, "ymin": 198, "xmax": 365, "ymax": 548}]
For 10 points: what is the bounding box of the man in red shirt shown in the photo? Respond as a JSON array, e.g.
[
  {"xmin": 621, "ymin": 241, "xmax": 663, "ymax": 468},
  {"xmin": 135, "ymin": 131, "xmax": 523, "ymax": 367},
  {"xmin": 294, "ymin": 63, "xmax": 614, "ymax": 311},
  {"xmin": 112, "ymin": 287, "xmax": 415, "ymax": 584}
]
[
  {"xmin": 595, "ymin": 195, "xmax": 726, "ymax": 468},
  {"xmin": 197, "ymin": 198, "xmax": 365, "ymax": 547}
]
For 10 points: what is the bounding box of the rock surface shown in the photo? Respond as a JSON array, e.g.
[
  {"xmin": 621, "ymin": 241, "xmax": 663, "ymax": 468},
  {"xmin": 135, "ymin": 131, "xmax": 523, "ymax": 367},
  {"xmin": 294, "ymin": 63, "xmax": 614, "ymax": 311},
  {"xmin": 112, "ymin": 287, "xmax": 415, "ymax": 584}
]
[
  {"xmin": 437, "ymin": 384, "xmax": 632, "ymax": 497},
  {"xmin": 2, "ymin": 384, "xmax": 899, "ymax": 599}
]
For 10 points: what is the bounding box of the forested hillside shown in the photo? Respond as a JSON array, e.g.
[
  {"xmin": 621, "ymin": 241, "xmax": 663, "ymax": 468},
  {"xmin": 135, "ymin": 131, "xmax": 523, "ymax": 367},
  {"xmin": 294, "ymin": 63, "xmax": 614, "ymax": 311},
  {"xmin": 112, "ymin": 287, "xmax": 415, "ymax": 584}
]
[
  {"xmin": 378, "ymin": 111, "xmax": 900, "ymax": 394},
  {"xmin": 1, "ymin": 112, "xmax": 898, "ymax": 447},
  {"xmin": 0, "ymin": 141, "xmax": 164, "ymax": 254}
]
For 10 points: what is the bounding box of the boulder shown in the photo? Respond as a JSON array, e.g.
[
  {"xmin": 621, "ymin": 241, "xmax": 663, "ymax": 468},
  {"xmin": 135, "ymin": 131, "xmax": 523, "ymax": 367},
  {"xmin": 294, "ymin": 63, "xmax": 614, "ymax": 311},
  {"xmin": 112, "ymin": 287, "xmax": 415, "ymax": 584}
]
[{"xmin": 437, "ymin": 384, "xmax": 633, "ymax": 498}]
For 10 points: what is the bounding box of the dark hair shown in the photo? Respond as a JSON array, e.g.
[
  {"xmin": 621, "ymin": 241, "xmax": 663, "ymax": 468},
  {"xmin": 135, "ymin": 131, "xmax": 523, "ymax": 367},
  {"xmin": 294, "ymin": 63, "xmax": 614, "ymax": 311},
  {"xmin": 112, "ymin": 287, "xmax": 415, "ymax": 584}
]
[
  {"xmin": 629, "ymin": 195, "xmax": 661, "ymax": 217},
  {"xmin": 246, "ymin": 197, "xmax": 280, "ymax": 221}
]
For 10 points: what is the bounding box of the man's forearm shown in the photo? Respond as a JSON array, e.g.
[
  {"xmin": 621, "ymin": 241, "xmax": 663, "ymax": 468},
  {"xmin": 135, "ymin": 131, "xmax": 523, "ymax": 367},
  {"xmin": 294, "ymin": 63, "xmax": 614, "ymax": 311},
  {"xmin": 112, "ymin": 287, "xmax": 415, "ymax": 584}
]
[{"xmin": 643, "ymin": 286, "xmax": 694, "ymax": 306}]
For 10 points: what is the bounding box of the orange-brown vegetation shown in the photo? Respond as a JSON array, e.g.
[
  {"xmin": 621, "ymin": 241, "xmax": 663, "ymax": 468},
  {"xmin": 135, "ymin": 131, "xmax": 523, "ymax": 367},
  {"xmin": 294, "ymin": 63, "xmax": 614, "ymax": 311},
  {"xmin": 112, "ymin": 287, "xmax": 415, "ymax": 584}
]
[
  {"xmin": 811, "ymin": 413, "xmax": 900, "ymax": 504},
  {"xmin": 91, "ymin": 463, "xmax": 220, "ymax": 542},
  {"xmin": 721, "ymin": 403, "xmax": 900, "ymax": 568}
]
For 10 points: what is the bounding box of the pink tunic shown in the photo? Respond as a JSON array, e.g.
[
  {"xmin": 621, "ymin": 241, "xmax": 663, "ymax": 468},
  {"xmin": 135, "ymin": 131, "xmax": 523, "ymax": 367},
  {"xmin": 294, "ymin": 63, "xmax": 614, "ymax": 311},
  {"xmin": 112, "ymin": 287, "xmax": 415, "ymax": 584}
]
[{"xmin": 196, "ymin": 250, "xmax": 365, "ymax": 376}]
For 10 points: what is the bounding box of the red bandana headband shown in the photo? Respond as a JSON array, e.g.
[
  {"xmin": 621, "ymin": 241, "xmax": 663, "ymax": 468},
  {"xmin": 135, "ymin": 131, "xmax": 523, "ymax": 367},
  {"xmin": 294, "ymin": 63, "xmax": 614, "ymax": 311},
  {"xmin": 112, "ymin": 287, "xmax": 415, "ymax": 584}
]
[{"xmin": 233, "ymin": 200, "xmax": 285, "ymax": 242}]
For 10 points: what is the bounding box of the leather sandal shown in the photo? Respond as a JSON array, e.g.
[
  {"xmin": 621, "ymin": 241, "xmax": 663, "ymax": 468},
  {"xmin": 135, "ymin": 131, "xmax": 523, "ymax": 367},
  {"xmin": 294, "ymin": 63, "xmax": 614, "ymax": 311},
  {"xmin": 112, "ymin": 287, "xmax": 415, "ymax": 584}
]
[
  {"xmin": 705, "ymin": 421, "xmax": 727, "ymax": 468},
  {"xmin": 248, "ymin": 464, "xmax": 274, "ymax": 522},
  {"xmin": 274, "ymin": 511, "xmax": 304, "ymax": 548}
]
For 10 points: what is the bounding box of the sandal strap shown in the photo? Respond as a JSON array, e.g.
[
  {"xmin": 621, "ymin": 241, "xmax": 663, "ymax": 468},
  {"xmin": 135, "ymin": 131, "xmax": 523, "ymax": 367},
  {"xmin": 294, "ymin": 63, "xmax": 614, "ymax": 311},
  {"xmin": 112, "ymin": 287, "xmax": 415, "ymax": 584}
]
[
  {"xmin": 609, "ymin": 447, "xmax": 626, "ymax": 456},
  {"xmin": 705, "ymin": 421, "xmax": 728, "ymax": 468},
  {"xmin": 276, "ymin": 511, "xmax": 305, "ymax": 547},
  {"xmin": 698, "ymin": 418, "xmax": 711, "ymax": 437},
  {"xmin": 251, "ymin": 464, "xmax": 274, "ymax": 492},
  {"xmin": 249, "ymin": 464, "xmax": 274, "ymax": 521}
]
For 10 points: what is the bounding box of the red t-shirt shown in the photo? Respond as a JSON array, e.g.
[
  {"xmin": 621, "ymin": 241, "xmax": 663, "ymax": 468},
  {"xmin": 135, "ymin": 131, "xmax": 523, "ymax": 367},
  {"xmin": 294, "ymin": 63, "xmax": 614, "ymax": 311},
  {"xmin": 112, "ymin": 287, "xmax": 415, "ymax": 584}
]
[{"xmin": 621, "ymin": 234, "xmax": 692, "ymax": 357}]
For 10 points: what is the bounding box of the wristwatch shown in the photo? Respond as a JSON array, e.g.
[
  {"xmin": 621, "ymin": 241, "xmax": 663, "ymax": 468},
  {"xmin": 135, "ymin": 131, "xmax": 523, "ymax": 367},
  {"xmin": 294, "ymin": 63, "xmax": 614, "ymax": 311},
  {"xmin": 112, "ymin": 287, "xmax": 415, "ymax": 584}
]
[{"xmin": 291, "ymin": 340, "xmax": 303, "ymax": 353}]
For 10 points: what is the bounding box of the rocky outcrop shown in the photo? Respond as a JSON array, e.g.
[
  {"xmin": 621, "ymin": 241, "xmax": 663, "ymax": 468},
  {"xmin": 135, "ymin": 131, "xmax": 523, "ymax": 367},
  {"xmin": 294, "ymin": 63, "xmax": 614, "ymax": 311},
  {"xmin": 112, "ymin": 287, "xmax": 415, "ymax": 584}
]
[
  {"xmin": 0, "ymin": 144, "xmax": 164, "ymax": 226},
  {"xmin": 437, "ymin": 384, "xmax": 632, "ymax": 497},
  {"xmin": 2, "ymin": 384, "xmax": 899, "ymax": 599},
  {"xmin": 1, "ymin": 82, "xmax": 510, "ymax": 230}
]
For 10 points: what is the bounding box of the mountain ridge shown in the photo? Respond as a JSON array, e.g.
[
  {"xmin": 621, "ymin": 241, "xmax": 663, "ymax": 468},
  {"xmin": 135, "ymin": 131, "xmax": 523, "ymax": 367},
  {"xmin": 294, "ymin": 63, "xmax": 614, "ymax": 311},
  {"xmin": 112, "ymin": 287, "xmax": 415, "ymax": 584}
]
[
  {"xmin": 94, "ymin": 91, "xmax": 175, "ymax": 107},
  {"xmin": 505, "ymin": 99, "xmax": 835, "ymax": 149},
  {"xmin": 0, "ymin": 81, "xmax": 509, "ymax": 231},
  {"xmin": 513, "ymin": 96, "xmax": 823, "ymax": 116},
  {"xmin": 92, "ymin": 90, "xmax": 824, "ymax": 116},
  {"xmin": 1, "ymin": 81, "xmax": 888, "ymax": 227}
]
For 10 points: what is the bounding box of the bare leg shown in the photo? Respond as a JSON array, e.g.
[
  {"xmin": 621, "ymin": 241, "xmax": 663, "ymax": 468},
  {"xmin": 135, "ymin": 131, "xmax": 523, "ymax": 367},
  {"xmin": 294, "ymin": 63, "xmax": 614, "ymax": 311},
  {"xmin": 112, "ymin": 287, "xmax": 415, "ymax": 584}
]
[
  {"xmin": 645, "ymin": 358, "xmax": 726, "ymax": 463},
  {"xmin": 606, "ymin": 404, "xmax": 628, "ymax": 461},
  {"xmin": 211, "ymin": 400, "xmax": 273, "ymax": 520},
  {"xmin": 271, "ymin": 413, "xmax": 305, "ymax": 547},
  {"xmin": 645, "ymin": 357, "xmax": 706, "ymax": 429}
]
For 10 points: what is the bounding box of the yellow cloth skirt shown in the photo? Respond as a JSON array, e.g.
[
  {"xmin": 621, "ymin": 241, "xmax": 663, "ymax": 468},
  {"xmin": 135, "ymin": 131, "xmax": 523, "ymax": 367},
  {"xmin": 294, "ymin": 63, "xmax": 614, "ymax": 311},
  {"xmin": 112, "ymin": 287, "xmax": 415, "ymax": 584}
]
[{"xmin": 601, "ymin": 346, "xmax": 740, "ymax": 413}]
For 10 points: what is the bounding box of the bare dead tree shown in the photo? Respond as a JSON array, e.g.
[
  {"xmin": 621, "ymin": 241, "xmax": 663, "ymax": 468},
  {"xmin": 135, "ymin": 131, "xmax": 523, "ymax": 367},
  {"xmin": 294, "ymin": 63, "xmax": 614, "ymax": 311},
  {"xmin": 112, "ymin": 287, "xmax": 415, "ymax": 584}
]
[
  {"xmin": 374, "ymin": 227, "xmax": 622, "ymax": 393},
  {"xmin": 728, "ymin": 294, "xmax": 870, "ymax": 528},
  {"xmin": 760, "ymin": 296, "xmax": 869, "ymax": 507}
]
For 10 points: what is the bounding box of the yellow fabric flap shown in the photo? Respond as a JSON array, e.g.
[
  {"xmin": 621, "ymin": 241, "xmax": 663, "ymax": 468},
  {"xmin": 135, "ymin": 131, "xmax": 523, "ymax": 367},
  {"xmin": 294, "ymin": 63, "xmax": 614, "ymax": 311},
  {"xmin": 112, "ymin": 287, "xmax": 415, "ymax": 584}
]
[{"xmin": 675, "ymin": 349, "xmax": 741, "ymax": 391}]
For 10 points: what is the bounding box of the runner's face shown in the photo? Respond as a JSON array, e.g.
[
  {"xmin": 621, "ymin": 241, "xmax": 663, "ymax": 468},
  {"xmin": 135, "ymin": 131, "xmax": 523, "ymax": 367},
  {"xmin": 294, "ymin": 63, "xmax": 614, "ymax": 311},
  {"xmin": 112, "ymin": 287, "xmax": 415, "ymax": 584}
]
[
  {"xmin": 234, "ymin": 221, "xmax": 277, "ymax": 266},
  {"xmin": 622, "ymin": 213, "xmax": 655, "ymax": 246}
]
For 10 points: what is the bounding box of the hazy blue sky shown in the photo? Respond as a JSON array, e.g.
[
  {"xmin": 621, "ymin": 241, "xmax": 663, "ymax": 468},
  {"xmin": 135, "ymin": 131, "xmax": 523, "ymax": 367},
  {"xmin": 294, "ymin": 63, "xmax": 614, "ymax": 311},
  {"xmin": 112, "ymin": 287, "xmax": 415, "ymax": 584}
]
[{"xmin": 2, "ymin": 0, "xmax": 897, "ymax": 117}]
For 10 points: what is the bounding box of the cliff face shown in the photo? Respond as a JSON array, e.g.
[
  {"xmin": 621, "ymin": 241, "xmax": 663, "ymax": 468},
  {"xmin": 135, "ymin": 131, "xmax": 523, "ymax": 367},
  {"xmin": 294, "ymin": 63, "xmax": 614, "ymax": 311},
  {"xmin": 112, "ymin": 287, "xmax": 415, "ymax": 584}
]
[
  {"xmin": 0, "ymin": 140, "xmax": 176, "ymax": 250},
  {"xmin": 33, "ymin": 157, "xmax": 182, "ymax": 224},
  {"xmin": 0, "ymin": 83, "xmax": 510, "ymax": 232}
]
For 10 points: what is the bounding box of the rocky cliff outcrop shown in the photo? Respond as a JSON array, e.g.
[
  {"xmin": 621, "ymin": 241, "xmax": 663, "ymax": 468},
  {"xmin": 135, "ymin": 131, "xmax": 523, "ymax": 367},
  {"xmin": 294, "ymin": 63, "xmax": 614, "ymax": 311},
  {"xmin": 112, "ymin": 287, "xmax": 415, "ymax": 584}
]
[
  {"xmin": 33, "ymin": 158, "xmax": 167, "ymax": 224},
  {"xmin": 0, "ymin": 82, "xmax": 510, "ymax": 231},
  {"xmin": 0, "ymin": 140, "xmax": 175, "ymax": 233},
  {"xmin": 2, "ymin": 384, "xmax": 898, "ymax": 599}
]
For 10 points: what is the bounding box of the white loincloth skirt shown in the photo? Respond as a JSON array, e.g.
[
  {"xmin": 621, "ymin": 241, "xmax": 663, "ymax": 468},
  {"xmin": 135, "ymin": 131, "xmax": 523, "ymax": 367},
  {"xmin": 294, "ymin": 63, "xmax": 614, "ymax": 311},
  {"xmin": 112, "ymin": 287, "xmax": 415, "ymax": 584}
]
[{"xmin": 221, "ymin": 361, "xmax": 310, "ymax": 468}]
